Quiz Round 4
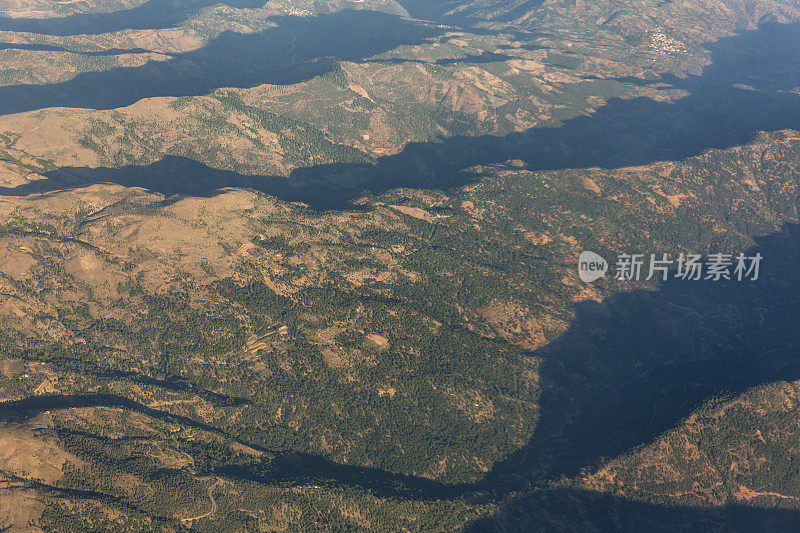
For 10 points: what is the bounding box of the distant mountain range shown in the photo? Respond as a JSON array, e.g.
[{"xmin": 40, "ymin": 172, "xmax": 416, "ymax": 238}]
[{"xmin": 0, "ymin": 0, "xmax": 799, "ymax": 531}]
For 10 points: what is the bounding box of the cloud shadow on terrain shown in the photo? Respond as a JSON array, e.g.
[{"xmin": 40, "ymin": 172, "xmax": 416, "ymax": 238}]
[
  {"xmin": 459, "ymin": 227, "xmax": 800, "ymax": 525},
  {"xmin": 7, "ymin": 212, "xmax": 800, "ymax": 525},
  {"xmin": 7, "ymin": 221, "xmax": 800, "ymax": 519},
  {"xmin": 0, "ymin": 392, "xmax": 463, "ymax": 500},
  {"xmin": 0, "ymin": 42, "xmax": 155, "ymax": 55},
  {"xmin": 3, "ymin": 22, "xmax": 798, "ymax": 211},
  {"xmin": 3, "ymin": 21, "xmax": 800, "ymax": 527},
  {"xmin": 486, "ymin": 223, "xmax": 800, "ymax": 487},
  {"xmin": 0, "ymin": 0, "xmax": 266, "ymax": 36},
  {"xmin": 468, "ymin": 488, "xmax": 800, "ymax": 531},
  {"xmin": 0, "ymin": 10, "xmax": 444, "ymax": 116}
]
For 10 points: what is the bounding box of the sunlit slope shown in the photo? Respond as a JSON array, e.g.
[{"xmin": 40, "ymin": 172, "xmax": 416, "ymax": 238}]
[{"xmin": 0, "ymin": 0, "xmax": 800, "ymax": 530}]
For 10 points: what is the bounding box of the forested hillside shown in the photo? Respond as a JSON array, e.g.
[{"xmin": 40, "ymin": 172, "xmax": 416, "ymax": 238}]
[{"xmin": 0, "ymin": 0, "xmax": 799, "ymax": 530}]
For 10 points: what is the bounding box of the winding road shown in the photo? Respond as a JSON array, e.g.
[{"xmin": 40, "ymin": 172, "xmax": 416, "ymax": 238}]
[{"xmin": 181, "ymin": 477, "xmax": 223, "ymax": 528}]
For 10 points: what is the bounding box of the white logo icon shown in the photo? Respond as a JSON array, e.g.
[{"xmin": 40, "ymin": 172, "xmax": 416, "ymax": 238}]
[{"xmin": 578, "ymin": 251, "xmax": 608, "ymax": 283}]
